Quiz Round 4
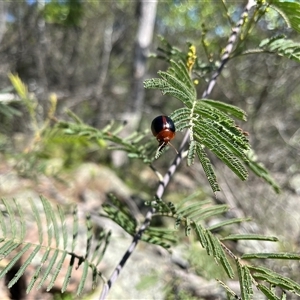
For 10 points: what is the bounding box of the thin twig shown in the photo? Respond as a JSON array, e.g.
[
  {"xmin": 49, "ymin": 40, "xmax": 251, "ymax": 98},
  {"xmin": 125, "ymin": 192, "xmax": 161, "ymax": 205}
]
[
  {"xmin": 203, "ymin": 0, "xmax": 255, "ymax": 98},
  {"xmin": 99, "ymin": 1, "xmax": 256, "ymax": 298}
]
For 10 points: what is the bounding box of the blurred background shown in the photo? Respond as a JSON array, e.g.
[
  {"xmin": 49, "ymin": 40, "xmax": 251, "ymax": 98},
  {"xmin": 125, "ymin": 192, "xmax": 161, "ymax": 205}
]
[{"xmin": 0, "ymin": 0, "xmax": 299, "ymax": 299}]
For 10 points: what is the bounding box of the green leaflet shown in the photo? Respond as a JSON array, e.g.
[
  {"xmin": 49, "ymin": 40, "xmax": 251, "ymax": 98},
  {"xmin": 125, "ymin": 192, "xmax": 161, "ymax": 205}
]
[
  {"xmin": 187, "ymin": 139, "xmax": 219, "ymax": 193},
  {"xmin": 144, "ymin": 60, "xmax": 196, "ymax": 106},
  {"xmin": 2, "ymin": 198, "xmax": 17, "ymax": 239},
  {"xmin": 170, "ymin": 107, "xmax": 191, "ymax": 131},
  {"xmin": 103, "ymin": 194, "xmax": 178, "ymax": 250},
  {"xmin": 58, "ymin": 205, "xmax": 68, "ymax": 250},
  {"xmin": 61, "ymin": 256, "xmax": 75, "ymax": 293},
  {"xmin": 200, "ymin": 99, "xmax": 247, "ymax": 121},
  {"xmin": 41, "ymin": 196, "xmax": 54, "ymax": 247},
  {"xmin": 257, "ymin": 284, "xmax": 281, "ymax": 300},
  {"xmin": 14, "ymin": 199, "xmax": 26, "ymax": 241},
  {"xmin": 217, "ymin": 279, "xmax": 241, "ymax": 299},
  {"xmin": 102, "ymin": 194, "xmax": 137, "ymax": 236},
  {"xmin": 57, "ymin": 118, "xmax": 154, "ymax": 165},
  {"xmin": 222, "ymin": 234, "xmax": 278, "ymax": 242},
  {"xmin": 259, "ymin": 36, "xmax": 300, "ymax": 62},
  {"xmin": 144, "ymin": 51, "xmax": 254, "ymax": 191},
  {"xmin": 94, "ymin": 231, "xmax": 111, "ymax": 266},
  {"xmin": 37, "ymin": 249, "xmax": 60, "ymax": 289},
  {"xmin": 194, "ymin": 129, "xmax": 248, "ymax": 181},
  {"xmin": 144, "ymin": 74, "xmax": 193, "ymax": 106},
  {"xmin": 145, "ymin": 46, "xmax": 282, "ymax": 193},
  {"xmin": 193, "ymin": 224, "xmax": 234, "ymax": 278},
  {"xmin": 0, "ymin": 196, "xmax": 108, "ymax": 295},
  {"xmin": 77, "ymin": 260, "xmax": 89, "ymax": 296},
  {"xmin": 29, "ymin": 198, "xmax": 44, "ymax": 244},
  {"xmin": 236, "ymin": 263, "xmax": 253, "ymax": 300},
  {"xmin": 246, "ymin": 154, "xmax": 281, "ymax": 193},
  {"xmin": 0, "ymin": 243, "xmax": 30, "ymax": 279},
  {"xmin": 271, "ymin": 0, "xmax": 300, "ymax": 33},
  {"xmin": 71, "ymin": 206, "xmax": 79, "ymax": 252},
  {"xmin": 207, "ymin": 217, "xmax": 251, "ymax": 231},
  {"xmin": 27, "ymin": 248, "xmax": 51, "ymax": 293},
  {"xmin": 194, "ymin": 223, "xmax": 208, "ymax": 249},
  {"xmin": 242, "ymin": 253, "xmax": 300, "ymax": 260},
  {"xmin": 142, "ymin": 227, "xmax": 178, "ymax": 249},
  {"xmin": 170, "ymin": 97, "xmax": 250, "ymax": 190},
  {"xmin": 0, "ymin": 241, "xmax": 20, "ymax": 257},
  {"xmin": 187, "ymin": 140, "xmax": 197, "ymax": 166},
  {"xmin": 192, "ymin": 205, "xmax": 228, "ymax": 223},
  {"xmin": 176, "ymin": 200, "xmax": 207, "ymax": 216},
  {"xmin": 8, "ymin": 245, "xmax": 41, "ymax": 289},
  {"xmin": 168, "ymin": 60, "xmax": 197, "ymax": 93},
  {"xmin": 46, "ymin": 252, "xmax": 68, "ymax": 291},
  {"xmin": 249, "ymin": 265, "xmax": 300, "ymax": 294}
]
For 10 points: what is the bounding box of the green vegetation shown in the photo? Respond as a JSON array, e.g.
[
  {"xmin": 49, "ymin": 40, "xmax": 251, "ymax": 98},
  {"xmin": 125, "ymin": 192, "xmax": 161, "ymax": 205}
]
[{"xmin": 0, "ymin": 1, "xmax": 299, "ymax": 299}]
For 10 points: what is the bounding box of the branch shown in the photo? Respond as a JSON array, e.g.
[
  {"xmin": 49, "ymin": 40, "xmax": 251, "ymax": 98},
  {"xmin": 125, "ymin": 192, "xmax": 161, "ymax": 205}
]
[
  {"xmin": 99, "ymin": 1, "xmax": 256, "ymax": 298},
  {"xmin": 203, "ymin": 0, "xmax": 256, "ymax": 98}
]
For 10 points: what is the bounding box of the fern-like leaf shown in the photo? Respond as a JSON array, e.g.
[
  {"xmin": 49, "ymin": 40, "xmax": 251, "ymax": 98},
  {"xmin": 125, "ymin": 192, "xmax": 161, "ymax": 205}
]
[
  {"xmin": 271, "ymin": 0, "xmax": 300, "ymax": 33},
  {"xmin": 221, "ymin": 234, "xmax": 278, "ymax": 242},
  {"xmin": 29, "ymin": 198, "xmax": 44, "ymax": 244},
  {"xmin": 242, "ymin": 252, "xmax": 300, "ymax": 260},
  {"xmin": 148, "ymin": 59, "xmax": 251, "ymax": 189},
  {"xmin": 0, "ymin": 196, "xmax": 109, "ymax": 295},
  {"xmin": 249, "ymin": 265, "xmax": 300, "ymax": 296},
  {"xmin": 176, "ymin": 198, "xmax": 211, "ymax": 216},
  {"xmin": 142, "ymin": 227, "xmax": 178, "ymax": 249},
  {"xmin": 187, "ymin": 140, "xmax": 197, "ymax": 166},
  {"xmin": 57, "ymin": 118, "xmax": 155, "ymax": 164},
  {"xmin": 176, "ymin": 194, "xmax": 237, "ymax": 276},
  {"xmin": 8, "ymin": 245, "xmax": 41, "ymax": 289},
  {"xmin": 201, "ymin": 99, "xmax": 247, "ymax": 121},
  {"xmin": 246, "ymin": 151, "xmax": 281, "ymax": 193},
  {"xmin": 3, "ymin": 198, "xmax": 17, "ymax": 239},
  {"xmin": 61, "ymin": 255, "xmax": 75, "ymax": 293},
  {"xmin": 196, "ymin": 144, "xmax": 220, "ymax": 193},
  {"xmin": 144, "ymin": 60, "xmax": 196, "ymax": 106},
  {"xmin": 207, "ymin": 231, "xmax": 235, "ymax": 278},
  {"xmin": 103, "ymin": 194, "xmax": 177, "ymax": 250},
  {"xmin": 93, "ymin": 230, "xmax": 111, "ymax": 266},
  {"xmin": 257, "ymin": 284, "xmax": 281, "ymax": 300},
  {"xmin": 191, "ymin": 204, "xmax": 229, "ymax": 223},
  {"xmin": 77, "ymin": 260, "xmax": 89, "ymax": 296},
  {"xmin": 207, "ymin": 217, "xmax": 251, "ymax": 231},
  {"xmin": 193, "ymin": 223, "xmax": 235, "ymax": 279},
  {"xmin": 160, "ymin": 192, "xmax": 298, "ymax": 298},
  {"xmin": 46, "ymin": 251, "xmax": 68, "ymax": 291},
  {"xmin": 259, "ymin": 36, "xmax": 300, "ymax": 62},
  {"xmin": 194, "ymin": 126, "xmax": 248, "ymax": 181},
  {"xmin": 37, "ymin": 249, "xmax": 60, "ymax": 290},
  {"xmin": 26, "ymin": 248, "xmax": 51, "ymax": 293},
  {"xmin": 0, "ymin": 243, "xmax": 31, "ymax": 280},
  {"xmin": 217, "ymin": 279, "xmax": 242, "ymax": 300},
  {"xmin": 58, "ymin": 205, "xmax": 68, "ymax": 250},
  {"xmin": 236, "ymin": 262, "xmax": 253, "ymax": 300},
  {"xmin": 101, "ymin": 193, "xmax": 137, "ymax": 236}
]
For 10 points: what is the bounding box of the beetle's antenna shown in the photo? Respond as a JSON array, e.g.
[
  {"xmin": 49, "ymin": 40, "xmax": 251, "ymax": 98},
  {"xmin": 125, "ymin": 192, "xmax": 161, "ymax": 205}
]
[
  {"xmin": 155, "ymin": 142, "xmax": 178, "ymax": 159},
  {"xmin": 168, "ymin": 142, "xmax": 178, "ymax": 154}
]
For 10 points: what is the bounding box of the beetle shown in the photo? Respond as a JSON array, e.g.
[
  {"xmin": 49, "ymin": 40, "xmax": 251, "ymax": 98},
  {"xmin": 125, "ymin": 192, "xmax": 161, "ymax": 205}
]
[{"xmin": 151, "ymin": 115, "xmax": 177, "ymax": 154}]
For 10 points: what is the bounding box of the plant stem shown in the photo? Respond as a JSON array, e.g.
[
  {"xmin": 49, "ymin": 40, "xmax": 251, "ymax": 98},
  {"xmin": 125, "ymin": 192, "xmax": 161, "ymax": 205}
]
[{"xmin": 99, "ymin": 1, "xmax": 256, "ymax": 299}]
